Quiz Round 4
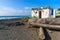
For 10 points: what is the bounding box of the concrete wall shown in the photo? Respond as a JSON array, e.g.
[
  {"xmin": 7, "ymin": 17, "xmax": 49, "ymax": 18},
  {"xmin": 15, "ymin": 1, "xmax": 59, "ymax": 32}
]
[
  {"xmin": 53, "ymin": 9, "xmax": 56, "ymax": 18},
  {"xmin": 32, "ymin": 10, "xmax": 39, "ymax": 18},
  {"xmin": 32, "ymin": 9, "xmax": 50, "ymax": 18},
  {"xmin": 42, "ymin": 9, "xmax": 50, "ymax": 18},
  {"xmin": 32, "ymin": 8, "xmax": 55, "ymax": 18}
]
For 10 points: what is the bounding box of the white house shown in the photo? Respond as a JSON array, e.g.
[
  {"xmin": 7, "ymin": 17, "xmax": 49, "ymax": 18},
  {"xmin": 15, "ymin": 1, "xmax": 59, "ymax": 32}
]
[{"xmin": 32, "ymin": 7, "xmax": 55, "ymax": 18}]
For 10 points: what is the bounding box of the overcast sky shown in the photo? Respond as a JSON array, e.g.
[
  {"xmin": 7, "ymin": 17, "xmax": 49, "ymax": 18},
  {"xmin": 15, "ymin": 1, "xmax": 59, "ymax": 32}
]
[{"xmin": 0, "ymin": 0, "xmax": 60, "ymax": 16}]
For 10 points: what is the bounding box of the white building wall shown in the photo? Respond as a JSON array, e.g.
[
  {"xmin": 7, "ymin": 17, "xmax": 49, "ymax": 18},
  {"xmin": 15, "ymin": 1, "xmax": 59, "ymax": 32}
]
[
  {"xmin": 53, "ymin": 9, "xmax": 56, "ymax": 18},
  {"xmin": 37, "ymin": 11, "xmax": 39, "ymax": 17},
  {"xmin": 32, "ymin": 10, "xmax": 39, "ymax": 18},
  {"xmin": 41, "ymin": 9, "xmax": 50, "ymax": 18},
  {"xmin": 31, "ymin": 8, "xmax": 55, "ymax": 18}
]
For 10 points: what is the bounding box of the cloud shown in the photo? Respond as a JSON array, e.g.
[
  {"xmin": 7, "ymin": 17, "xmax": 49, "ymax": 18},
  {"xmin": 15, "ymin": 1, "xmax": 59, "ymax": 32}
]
[
  {"xmin": 0, "ymin": 6, "xmax": 31, "ymax": 16},
  {"xmin": 24, "ymin": 7, "xmax": 31, "ymax": 9},
  {"xmin": 24, "ymin": 7, "xmax": 31, "ymax": 13}
]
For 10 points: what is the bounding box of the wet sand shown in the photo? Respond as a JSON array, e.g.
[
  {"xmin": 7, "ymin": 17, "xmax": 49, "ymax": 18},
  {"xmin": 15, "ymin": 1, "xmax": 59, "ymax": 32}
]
[{"xmin": 0, "ymin": 18, "xmax": 60, "ymax": 40}]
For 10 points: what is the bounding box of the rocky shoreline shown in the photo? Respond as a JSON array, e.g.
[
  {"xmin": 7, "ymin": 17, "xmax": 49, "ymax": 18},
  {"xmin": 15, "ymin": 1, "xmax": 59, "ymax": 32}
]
[{"xmin": 0, "ymin": 18, "xmax": 60, "ymax": 40}]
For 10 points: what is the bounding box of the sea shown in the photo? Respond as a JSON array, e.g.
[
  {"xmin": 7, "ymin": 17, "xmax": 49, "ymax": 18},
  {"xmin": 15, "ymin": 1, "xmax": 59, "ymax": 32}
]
[{"xmin": 0, "ymin": 16, "xmax": 31, "ymax": 19}]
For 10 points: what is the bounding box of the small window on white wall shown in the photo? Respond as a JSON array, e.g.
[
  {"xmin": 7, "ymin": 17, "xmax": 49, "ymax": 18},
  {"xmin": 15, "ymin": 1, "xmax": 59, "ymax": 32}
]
[
  {"xmin": 35, "ymin": 12, "xmax": 37, "ymax": 14},
  {"xmin": 33, "ymin": 10, "xmax": 37, "ymax": 14}
]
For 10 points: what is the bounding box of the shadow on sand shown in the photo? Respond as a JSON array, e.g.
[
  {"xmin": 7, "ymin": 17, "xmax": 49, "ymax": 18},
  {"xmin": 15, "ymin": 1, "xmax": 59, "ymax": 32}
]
[
  {"xmin": 28, "ymin": 25, "xmax": 51, "ymax": 40},
  {"xmin": 43, "ymin": 28, "xmax": 51, "ymax": 40}
]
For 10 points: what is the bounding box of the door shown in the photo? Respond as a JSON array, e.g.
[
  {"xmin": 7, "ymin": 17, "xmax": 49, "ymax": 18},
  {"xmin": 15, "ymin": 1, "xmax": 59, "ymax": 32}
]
[{"xmin": 39, "ymin": 11, "xmax": 41, "ymax": 18}]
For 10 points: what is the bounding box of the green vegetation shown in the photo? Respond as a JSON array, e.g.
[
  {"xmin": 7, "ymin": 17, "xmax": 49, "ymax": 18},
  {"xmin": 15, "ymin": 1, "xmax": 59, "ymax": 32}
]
[
  {"xmin": 56, "ymin": 13, "xmax": 60, "ymax": 16},
  {"xmin": 32, "ymin": 16, "xmax": 37, "ymax": 18},
  {"xmin": 56, "ymin": 9, "xmax": 60, "ymax": 17}
]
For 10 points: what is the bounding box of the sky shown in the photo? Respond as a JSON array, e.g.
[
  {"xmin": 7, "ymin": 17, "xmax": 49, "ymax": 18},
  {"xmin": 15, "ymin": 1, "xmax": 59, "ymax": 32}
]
[{"xmin": 0, "ymin": 0, "xmax": 60, "ymax": 16}]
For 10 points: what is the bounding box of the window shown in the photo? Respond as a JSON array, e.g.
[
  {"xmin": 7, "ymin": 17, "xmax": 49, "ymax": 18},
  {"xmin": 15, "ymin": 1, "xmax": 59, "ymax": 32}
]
[{"xmin": 35, "ymin": 12, "xmax": 37, "ymax": 13}]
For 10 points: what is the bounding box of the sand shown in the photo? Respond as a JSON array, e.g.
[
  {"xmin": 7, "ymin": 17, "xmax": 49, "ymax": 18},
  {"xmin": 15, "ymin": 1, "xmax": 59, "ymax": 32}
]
[{"xmin": 0, "ymin": 18, "xmax": 60, "ymax": 40}]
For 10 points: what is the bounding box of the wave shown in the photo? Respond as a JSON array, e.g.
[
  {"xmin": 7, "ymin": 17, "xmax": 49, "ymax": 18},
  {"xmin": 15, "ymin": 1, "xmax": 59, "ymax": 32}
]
[{"xmin": 0, "ymin": 16, "xmax": 30, "ymax": 19}]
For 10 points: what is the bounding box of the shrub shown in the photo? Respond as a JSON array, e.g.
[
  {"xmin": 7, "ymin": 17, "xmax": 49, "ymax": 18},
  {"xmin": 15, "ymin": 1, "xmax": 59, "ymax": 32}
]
[
  {"xmin": 32, "ymin": 16, "xmax": 36, "ymax": 18},
  {"xmin": 21, "ymin": 18, "xmax": 29, "ymax": 22}
]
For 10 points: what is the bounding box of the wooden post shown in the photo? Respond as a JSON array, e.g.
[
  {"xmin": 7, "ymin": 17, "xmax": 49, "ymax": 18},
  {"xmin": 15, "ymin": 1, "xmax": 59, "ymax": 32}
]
[
  {"xmin": 31, "ymin": 23, "xmax": 60, "ymax": 30},
  {"xmin": 39, "ymin": 27, "xmax": 45, "ymax": 40}
]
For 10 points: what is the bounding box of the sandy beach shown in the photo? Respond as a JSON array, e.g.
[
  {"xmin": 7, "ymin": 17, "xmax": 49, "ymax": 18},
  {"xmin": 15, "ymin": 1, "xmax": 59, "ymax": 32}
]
[{"xmin": 0, "ymin": 18, "xmax": 60, "ymax": 40}]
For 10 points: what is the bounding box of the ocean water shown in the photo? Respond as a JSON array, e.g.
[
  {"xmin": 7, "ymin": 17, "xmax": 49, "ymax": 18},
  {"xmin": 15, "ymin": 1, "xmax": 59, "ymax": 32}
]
[{"xmin": 0, "ymin": 16, "xmax": 30, "ymax": 19}]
